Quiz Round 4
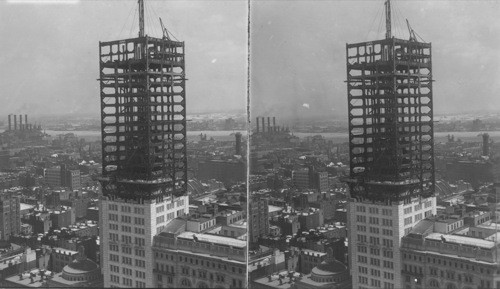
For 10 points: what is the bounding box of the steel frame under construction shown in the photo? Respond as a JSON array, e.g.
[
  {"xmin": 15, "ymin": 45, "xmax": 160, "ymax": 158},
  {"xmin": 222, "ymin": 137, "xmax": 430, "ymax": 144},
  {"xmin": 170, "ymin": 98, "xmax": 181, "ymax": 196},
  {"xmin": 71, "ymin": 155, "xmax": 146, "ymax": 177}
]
[
  {"xmin": 99, "ymin": 35, "xmax": 187, "ymax": 200},
  {"xmin": 346, "ymin": 37, "xmax": 434, "ymax": 202}
]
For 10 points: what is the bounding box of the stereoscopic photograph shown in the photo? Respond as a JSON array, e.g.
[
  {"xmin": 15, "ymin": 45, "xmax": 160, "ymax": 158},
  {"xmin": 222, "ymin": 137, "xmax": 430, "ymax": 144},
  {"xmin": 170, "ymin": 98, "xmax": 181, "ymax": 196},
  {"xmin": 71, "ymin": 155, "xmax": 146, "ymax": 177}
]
[{"xmin": 0, "ymin": 0, "xmax": 499, "ymax": 289}]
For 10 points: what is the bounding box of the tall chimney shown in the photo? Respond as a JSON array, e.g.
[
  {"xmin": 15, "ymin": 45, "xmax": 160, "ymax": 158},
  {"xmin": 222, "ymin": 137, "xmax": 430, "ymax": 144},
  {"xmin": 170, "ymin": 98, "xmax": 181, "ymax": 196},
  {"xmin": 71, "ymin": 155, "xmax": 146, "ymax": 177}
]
[
  {"xmin": 14, "ymin": 115, "xmax": 17, "ymax": 130},
  {"xmin": 273, "ymin": 117, "xmax": 276, "ymax": 132},
  {"xmin": 267, "ymin": 117, "xmax": 271, "ymax": 134},
  {"xmin": 19, "ymin": 114, "xmax": 23, "ymax": 130},
  {"xmin": 8, "ymin": 115, "xmax": 11, "ymax": 131},
  {"xmin": 235, "ymin": 132, "xmax": 242, "ymax": 156},
  {"xmin": 25, "ymin": 115, "xmax": 28, "ymax": 127},
  {"xmin": 261, "ymin": 117, "xmax": 266, "ymax": 133},
  {"xmin": 482, "ymin": 133, "xmax": 490, "ymax": 156},
  {"xmin": 256, "ymin": 117, "xmax": 260, "ymax": 133}
]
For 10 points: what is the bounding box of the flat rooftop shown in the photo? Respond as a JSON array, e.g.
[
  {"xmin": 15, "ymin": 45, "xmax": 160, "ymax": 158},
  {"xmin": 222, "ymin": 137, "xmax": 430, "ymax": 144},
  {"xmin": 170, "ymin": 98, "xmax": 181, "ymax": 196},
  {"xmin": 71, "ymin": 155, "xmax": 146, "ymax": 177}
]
[
  {"xmin": 177, "ymin": 232, "xmax": 246, "ymax": 249},
  {"xmin": 269, "ymin": 205, "xmax": 283, "ymax": 214},
  {"xmin": 426, "ymin": 233, "xmax": 495, "ymax": 249}
]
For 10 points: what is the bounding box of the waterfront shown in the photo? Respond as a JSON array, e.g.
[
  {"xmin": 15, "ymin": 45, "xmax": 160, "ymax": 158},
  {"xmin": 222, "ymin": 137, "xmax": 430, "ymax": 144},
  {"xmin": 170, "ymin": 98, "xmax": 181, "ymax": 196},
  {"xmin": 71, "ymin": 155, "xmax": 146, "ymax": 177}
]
[
  {"xmin": 42, "ymin": 130, "xmax": 247, "ymax": 142},
  {"xmin": 33, "ymin": 129, "xmax": 500, "ymax": 143}
]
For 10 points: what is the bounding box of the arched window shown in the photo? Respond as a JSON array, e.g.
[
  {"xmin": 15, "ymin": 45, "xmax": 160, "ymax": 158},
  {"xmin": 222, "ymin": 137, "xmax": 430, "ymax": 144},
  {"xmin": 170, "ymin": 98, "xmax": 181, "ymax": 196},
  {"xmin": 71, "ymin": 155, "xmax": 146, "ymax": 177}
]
[
  {"xmin": 429, "ymin": 279, "xmax": 439, "ymax": 288},
  {"xmin": 181, "ymin": 279, "xmax": 191, "ymax": 287}
]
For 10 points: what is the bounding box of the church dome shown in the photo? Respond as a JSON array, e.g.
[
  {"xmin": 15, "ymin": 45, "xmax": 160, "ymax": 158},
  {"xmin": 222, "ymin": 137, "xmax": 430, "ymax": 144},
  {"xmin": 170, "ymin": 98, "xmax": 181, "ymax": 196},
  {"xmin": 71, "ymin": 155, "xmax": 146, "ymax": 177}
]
[
  {"xmin": 63, "ymin": 259, "xmax": 99, "ymax": 274},
  {"xmin": 312, "ymin": 259, "xmax": 347, "ymax": 276},
  {"xmin": 60, "ymin": 246, "xmax": 100, "ymax": 282}
]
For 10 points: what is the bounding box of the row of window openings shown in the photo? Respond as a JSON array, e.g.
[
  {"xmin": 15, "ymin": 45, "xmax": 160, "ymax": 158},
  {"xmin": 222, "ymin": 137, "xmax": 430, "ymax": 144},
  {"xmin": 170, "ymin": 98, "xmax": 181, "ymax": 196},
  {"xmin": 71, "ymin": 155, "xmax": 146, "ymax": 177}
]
[
  {"xmin": 109, "ymin": 224, "xmax": 145, "ymax": 235},
  {"xmin": 108, "ymin": 204, "xmax": 145, "ymax": 215},
  {"xmin": 357, "ymin": 256, "xmax": 394, "ymax": 268},
  {"xmin": 155, "ymin": 254, "xmax": 243, "ymax": 274},
  {"xmin": 109, "ymin": 254, "xmax": 146, "ymax": 267},
  {"xmin": 109, "ymin": 275, "xmax": 146, "ymax": 288},
  {"xmin": 109, "ymin": 244, "xmax": 145, "ymax": 257},
  {"xmin": 358, "ymin": 267, "xmax": 394, "ymax": 280},
  {"xmin": 108, "ymin": 214, "xmax": 145, "ymax": 225},
  {"xmin": 357, "ymin": 246, "xmax": 393, "ymax": 258},
  {"xmin": 108, "ymin": 234, "xmax": 145, "ymax": 246},
  {"xmin": 403, "ymin": 253, "xmax": 491, "ymax": 274}
]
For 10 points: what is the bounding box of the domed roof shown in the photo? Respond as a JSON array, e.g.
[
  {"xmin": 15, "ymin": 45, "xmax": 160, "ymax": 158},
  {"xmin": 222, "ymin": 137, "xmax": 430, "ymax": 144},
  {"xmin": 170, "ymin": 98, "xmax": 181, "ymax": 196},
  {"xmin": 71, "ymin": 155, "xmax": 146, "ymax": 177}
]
[
  {"xmin": 64, "ymin": 259, "xmax": 98, "ymax": 274},
  {"xmin": 311, "ymin": 259, "xmax": 347, "ymax": 276},
  {"xmin": 62, "ymin": 246, "xmax": 99, "ymax": 275}
]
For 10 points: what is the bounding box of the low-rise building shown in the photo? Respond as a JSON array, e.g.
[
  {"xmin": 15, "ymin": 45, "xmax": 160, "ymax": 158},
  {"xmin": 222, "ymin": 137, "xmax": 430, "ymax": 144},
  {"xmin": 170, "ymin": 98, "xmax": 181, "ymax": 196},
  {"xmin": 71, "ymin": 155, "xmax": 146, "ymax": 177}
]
[
  {"xmin": 152, "ymin": 230, "xmax": 246, "ymax": 288},
  {"xmin": 401, "ymin": 213, "xmax": 500, "ymax": 289}
]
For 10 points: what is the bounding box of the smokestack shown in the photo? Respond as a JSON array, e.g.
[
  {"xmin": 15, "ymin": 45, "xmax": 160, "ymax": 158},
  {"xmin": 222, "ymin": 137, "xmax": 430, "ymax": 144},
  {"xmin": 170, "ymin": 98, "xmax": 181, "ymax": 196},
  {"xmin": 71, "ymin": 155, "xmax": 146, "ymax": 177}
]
[
  {"xmin": 25, "ymin": 115, "xmax": 28, "ymax": 127},
  {"xmin": 267, "ymin": 117, "xmax": 271, "ymax": 134},
  {"xmin": 19, "ymin": 114, "xmax": 22, "ymax": 130},
  {"xmin": 8, "ymin": 115, "xmax": 11, "ymax": 131},
  {"xmin": 14, "ymin": 115, "xmax": 17, "ymax": 130},
  {"xmin": 483, "ymin": 133, "xmax": 490, "ymax": 156},
  {"xmin": 273, "ymin": 117, "xmax": 276, "ymax": 132},
  {"xmin": 256, "ymin": 117, "xmax": 259, "ymax": 133},
  {"xmin": 261, "ymin": 117, "xmax": 265, "ymax": 133},
  {"xmin": 235, "ymin": 132, "xmax": 242, "ymax": 155}
]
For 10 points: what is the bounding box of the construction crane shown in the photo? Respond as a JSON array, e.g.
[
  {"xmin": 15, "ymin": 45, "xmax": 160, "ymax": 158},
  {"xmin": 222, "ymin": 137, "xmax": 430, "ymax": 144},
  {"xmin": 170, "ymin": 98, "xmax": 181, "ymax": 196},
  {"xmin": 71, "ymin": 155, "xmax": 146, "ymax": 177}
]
[
  {"xmin": 138, "ymin": 0, "xmax": 144, "ymax": 37},
  {"xmin": 385, "ymin": 0, "xmax": 392, "ymax": 39},
  {"xmin": 406, "ymin": 19, "xmax": 417, "ymax": 42},
  {"xmin": 159, "ymin": 18, "xmax": 171, "ymax": 40}
]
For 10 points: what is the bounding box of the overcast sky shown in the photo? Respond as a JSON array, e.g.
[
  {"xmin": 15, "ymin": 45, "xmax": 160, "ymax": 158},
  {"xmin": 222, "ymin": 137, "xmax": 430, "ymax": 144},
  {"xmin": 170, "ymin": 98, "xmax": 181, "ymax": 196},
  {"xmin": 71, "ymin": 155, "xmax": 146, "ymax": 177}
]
[
  {"xmin": 0, "ymin": 0, "xmax": 247, "ymax": 117},
  {"xmin": 250, "ymin": 0, "xmax": 500, "ymax": 120},
  {"xmin": 1, "ymin": 1, "xmax": 499, "ymax": 121}
]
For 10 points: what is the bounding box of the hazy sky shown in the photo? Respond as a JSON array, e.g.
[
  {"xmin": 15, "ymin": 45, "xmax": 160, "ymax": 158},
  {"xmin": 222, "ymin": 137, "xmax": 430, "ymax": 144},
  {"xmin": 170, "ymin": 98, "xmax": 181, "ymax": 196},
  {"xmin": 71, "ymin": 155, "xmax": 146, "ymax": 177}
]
[
  {"xmin": 2, "ymin": 1, "xmax": 499, "ymax": 121},
  {"xmin": 0, "ymin": 0, "xmax": 247, "ymax": 117},
  {"xmin": 250, "ymin": 0, "xmax": 500, "ymax": 120}
]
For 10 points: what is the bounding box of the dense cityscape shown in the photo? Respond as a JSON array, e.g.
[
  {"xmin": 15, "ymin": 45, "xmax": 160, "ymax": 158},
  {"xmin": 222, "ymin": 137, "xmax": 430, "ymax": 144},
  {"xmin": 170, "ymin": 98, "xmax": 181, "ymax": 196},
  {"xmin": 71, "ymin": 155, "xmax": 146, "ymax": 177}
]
[{"xmin": 0, "ymin": 0, "xmax": 498, "ymax": 289}]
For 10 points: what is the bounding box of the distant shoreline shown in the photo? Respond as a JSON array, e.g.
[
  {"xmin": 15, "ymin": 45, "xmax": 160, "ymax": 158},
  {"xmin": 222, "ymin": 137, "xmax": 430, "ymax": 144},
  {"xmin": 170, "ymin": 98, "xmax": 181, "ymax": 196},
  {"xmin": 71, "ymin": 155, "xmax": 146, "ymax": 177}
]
[{"xmin": 37, "ymin": 129, "xmax": 500, "ymax": 143}]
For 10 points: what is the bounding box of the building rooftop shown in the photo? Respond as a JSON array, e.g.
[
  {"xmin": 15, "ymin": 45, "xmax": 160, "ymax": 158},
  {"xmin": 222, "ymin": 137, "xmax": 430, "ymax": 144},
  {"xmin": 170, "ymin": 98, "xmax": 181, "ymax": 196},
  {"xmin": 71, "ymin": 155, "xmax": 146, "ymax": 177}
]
[
  {"xmin": 269, "ymin": 205, "xmax": 283, "ymax": 214},
  {"xmin": 426, "ymin": 233, "xmax": 495, "ymax": 249},
  {"xmin": 177, "ymin": 232, "xmax": 246, "ymax": 249},
  {"xmin": 4, "ymin": 269, "xmax": 50, "ymax": 288},
  {"xmin": 252, "ymin": 271, "xmax": 297, "ymax": 289},
  {"xmin": 20, "ymin": 203, "xmax": 34, "ymax": 211}
]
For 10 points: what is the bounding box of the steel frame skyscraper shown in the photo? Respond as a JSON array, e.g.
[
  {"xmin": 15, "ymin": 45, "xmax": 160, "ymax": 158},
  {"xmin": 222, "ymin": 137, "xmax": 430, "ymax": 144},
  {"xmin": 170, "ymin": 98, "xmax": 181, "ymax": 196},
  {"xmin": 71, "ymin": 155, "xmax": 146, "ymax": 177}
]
[
  {"xmin": 98, "ymin": 1, "xmax": 189, "ymax": 287},
  {"xmin": 346, "ymin": 1, "xmax": 437, "ymax": 288}
]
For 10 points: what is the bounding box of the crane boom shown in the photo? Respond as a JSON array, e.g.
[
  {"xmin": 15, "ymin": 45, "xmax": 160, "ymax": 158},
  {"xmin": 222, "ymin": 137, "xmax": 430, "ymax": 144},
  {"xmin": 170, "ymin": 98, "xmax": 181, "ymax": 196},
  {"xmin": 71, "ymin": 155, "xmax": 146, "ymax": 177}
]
[{"xmin": 406, "ymin": 19, "xmax": 417, "ymax": 42}]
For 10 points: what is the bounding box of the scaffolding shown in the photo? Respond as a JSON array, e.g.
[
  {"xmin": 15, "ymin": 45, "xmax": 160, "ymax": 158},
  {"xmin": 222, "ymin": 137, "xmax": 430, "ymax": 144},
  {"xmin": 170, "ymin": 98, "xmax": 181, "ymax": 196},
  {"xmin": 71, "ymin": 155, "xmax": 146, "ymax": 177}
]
[
  {"xmin": 99, "ymin": 35, "xmax": 187, "ymax": 200},
  {"xmin": 346, "ymin": 37, "xmax": 434, "ymax": 202}
]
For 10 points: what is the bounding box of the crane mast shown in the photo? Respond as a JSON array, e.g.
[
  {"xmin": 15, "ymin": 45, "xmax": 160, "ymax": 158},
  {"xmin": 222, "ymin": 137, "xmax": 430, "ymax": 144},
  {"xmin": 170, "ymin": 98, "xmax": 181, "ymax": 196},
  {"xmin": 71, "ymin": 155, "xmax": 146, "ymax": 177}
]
[
  {"xmin": 385, "ymin": 0, "xmax": 392, "ymax": 39},
  {"xmin": 138, "ymin": 0, "xmax": 145, "ymax": 37}
]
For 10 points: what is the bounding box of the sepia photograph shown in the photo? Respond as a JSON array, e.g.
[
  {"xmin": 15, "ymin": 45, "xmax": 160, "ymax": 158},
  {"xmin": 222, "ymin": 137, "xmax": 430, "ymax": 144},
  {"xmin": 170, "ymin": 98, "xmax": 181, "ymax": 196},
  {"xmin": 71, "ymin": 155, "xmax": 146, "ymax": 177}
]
[{"xmin": 0, "ymin": 0, "xmax": 499, "ymax": 288}]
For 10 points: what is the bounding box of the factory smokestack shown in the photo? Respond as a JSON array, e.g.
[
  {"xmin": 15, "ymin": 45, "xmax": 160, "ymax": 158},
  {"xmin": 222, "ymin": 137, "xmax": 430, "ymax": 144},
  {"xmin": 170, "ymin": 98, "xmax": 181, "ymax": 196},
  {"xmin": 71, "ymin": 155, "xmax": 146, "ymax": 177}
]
[
  {"xmin": 235, "ymin": 132, "xmax": 242, "ymax": 156},
  {"xmin": 14, "ymin": 115, "xmax": 17, "ymax": 130},
  {"xmin": 273, "ymin": 117, "xmax": 276, "ymax": 132},
  {"xmin": 19, "ymin": 114, "xmax": 22, "ymax": 130},
  {"xmin": 261, "ymin": 117, "xmax": 265, "ymax": 134},
  {"xmin": 482, "ymin": 133, "xmax": 490, "ymax": 156},
  {"xmin": 267, "ymin": 117, "xmax": 271, "ymax": 134},
  {"xmin": 25, "ymin": 115, "xmax": 28, "ymax": 128},
  {"xmin": 256, "ymin": 117, "xmax": 259, "ymax": 133},
  {"xmin": 8, "ymin": 115, "xmax": 11, "ymax": 131}
]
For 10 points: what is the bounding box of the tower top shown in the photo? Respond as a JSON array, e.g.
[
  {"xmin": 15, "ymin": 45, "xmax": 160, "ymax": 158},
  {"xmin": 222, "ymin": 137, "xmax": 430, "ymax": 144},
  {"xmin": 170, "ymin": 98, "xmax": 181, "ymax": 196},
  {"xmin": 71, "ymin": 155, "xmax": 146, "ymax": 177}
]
[
  {"xmin": 385, "ymin": 0, "xmax": 392, "ymax": 39},
  {"xmin": 138, "ymin": 0, "xmax": 145, "ymax": 37}
]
